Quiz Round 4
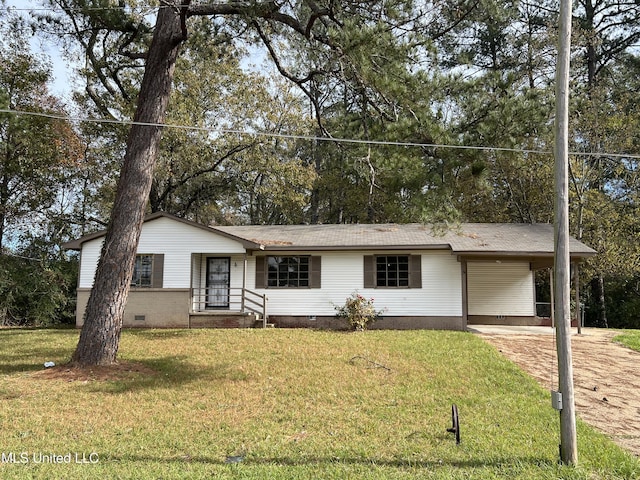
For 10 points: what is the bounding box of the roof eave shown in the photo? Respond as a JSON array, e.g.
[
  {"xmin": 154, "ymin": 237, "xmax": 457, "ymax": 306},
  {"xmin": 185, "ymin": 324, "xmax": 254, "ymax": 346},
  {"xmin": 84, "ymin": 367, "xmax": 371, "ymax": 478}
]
[
  {"xmin": 62, "ymin": 230, "xmax": 106, "ymax": 251},
  {"xmin": 255, "ymin": 244, "xmax": 452, "ymax": 252},
  {"xmin": 61, "ymin": 212, "xmax": 264, "ymax": 251},
  {"xmin": 455, "ymin": 250, "xmax": 597, "ymax": 258}
]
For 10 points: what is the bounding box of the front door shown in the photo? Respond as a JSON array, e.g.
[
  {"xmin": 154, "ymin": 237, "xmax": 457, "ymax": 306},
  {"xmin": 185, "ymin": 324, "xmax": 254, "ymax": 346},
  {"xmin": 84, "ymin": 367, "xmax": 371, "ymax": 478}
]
[{"xmin": 206, "ymin": 257, "xmax": 230, "ymax": 308}]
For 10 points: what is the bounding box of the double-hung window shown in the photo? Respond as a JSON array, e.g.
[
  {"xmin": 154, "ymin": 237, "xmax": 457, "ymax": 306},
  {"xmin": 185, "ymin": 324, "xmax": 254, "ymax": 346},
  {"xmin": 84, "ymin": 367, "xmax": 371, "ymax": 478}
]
[
  {"xmin": 255, "ymin": 256, "xmax": 321, "ymax": 288},
  {"xmin": 376, "ymin": 255, "xmax": 410, "ymax": 287},
  {"xmin": 364, "ymin": 255, "xmax": 421, "ymax": 288},
  {"xmin": 131, "ymin": 254, "xmax": 164, "ymax": 288},
  {"xmin": 268, "ymin": 256, "xmax": 309, "ymax": 287}
]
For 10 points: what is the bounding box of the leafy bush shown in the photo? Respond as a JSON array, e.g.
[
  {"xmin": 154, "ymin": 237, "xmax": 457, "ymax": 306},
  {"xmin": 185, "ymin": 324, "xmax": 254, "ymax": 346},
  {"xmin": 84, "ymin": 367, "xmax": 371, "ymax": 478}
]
[
  {"xmin": 0, "ymin": 252, "xmax": 77, "ymax": 326},
  {"xmin": 603, "ymin": 277, "xmax": 640, "ymax": 329},
  {"xmin": 334, "ymin": 292, "xmax": 385, "ymax": 331}
]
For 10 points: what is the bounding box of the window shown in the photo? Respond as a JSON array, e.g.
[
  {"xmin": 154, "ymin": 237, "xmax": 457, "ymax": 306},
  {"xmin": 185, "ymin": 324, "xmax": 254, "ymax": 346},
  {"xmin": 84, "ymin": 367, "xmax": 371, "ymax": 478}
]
[
  {"xmin": 267, "ymin": 256, "xmax": 310, "ymax": 287},
  {"xmin": 376, "ymin": 255, "xmax": 409, "ymax": 287},
  {"xmin": 255, "ymin": 256, "xmax": 321, "ymax": 289},
  {"xmin": 364, "ymin": 255, "xmax": 421, "ymax": 288},
  {"xmin": 131, "ymin": 254, "xmax": 164, "ymax": 288}
]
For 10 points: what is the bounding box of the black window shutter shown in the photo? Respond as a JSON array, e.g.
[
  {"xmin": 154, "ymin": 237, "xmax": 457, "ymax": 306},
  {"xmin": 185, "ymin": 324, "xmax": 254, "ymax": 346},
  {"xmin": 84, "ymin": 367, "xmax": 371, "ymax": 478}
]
[
  {"xmin": 310, "ymin": 256, "xmax": 321, "ymax": 288},
  {"xmin": 363, "ymin": 255, "xmax": 375, "ymax": 288},
  {"xmin": 151, "ymin": 254, "xmax": 164, "ymax": 288},
  {"xmin": 409, "ymin": 254, "xmax": 422, "ymax": 288},
  {"xmin": 255, "ymin": 256, "xmax": 266, "ymax": 288}
]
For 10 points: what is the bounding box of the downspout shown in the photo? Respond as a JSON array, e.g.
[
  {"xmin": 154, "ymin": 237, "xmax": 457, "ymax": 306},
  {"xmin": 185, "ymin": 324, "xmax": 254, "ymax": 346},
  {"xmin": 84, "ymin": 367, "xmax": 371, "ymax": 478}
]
[
  {"xmin": 532, "ymin": 263, "xmax": 537, "ymax": 320},
  {"xmin": 76, "ymin": 248, "xmax": 84, "ymax": 327},
  {"xmin": 461, "ymin": 259, "xmax": 468, "ymax": 331},
  {"xmin": 188, "ymin": 253, "xmax": 193, "ymax": 329},
  {"xmin": 574, "ymin": 262, "xmax": 581, "ymax": 334},
  {"xmin": 241, "ymin": 253, "xmax": 247, "ymax": 313},
  {"xmin": 550, "ymin": 268, "xmax": 555, "ymax": 328}
]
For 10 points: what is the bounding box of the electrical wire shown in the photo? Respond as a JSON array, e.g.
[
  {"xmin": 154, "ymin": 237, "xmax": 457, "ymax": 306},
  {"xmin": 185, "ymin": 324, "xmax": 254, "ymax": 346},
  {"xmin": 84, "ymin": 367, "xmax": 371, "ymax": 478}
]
[
  {"xmin": 4, "ymin": 3, "xmax": 640, "ymax": 162},
  {"xmin": 2, "ymin": 107, "xmax": 640, "ymax": 160},
  {"xmin": 2, "ymin": 3, "xmax": 176, "ymax": 14},
  {"xmin": 1, "ymin": 251, "xmax": 43, "ymax": 262}
]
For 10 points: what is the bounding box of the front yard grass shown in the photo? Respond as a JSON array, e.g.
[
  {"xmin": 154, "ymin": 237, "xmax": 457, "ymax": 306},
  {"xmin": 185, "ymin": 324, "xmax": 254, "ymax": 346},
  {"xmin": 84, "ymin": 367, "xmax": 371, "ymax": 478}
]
[
  {"xmin": 0, "ymin": 328, "xmax": 638, "ymax": 479},
  {"xmin": 614, "ymin": 330, "xmax": 640, "ymax": 352}
]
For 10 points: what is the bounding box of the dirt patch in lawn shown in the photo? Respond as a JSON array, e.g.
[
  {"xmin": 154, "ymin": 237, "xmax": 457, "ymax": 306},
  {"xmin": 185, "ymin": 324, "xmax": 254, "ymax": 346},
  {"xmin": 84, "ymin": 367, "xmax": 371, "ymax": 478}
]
[
  {"xmin": 480, "ymin": 329, "xmax": 640, "ymax": 456},
  {"xmin": 35, "ymin": 361, "xmax": 157, "ymax": 382}
]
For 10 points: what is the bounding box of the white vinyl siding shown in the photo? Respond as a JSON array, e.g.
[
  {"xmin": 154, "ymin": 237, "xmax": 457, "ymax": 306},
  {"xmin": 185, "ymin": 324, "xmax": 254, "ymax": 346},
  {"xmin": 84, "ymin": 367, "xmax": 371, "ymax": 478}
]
[
  {"xmin": 467, "ymin": 261, "xmax": 534, "ymax": 316},
  {"xmin": 248, "ymin": 250, "xmax": 462, "ymax": 317},
  {"xmin": 78, "ymin": 238, "xmax": 103, "ymax": 288},
  {"xmin": 78, "ymin": 217, "xmax": 246, "ymax": 289}
]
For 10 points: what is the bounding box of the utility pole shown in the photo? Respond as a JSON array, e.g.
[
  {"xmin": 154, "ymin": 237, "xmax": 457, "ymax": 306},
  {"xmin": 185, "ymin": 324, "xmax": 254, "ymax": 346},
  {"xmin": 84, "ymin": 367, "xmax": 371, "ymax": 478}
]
[{"xmin": 554, "ymin": 0, "xmax": 579, "ymax": 466}]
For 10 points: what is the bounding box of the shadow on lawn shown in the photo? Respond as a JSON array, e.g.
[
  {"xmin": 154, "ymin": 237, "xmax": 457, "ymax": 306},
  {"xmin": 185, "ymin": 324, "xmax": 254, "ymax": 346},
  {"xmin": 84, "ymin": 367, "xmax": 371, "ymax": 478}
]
[
  {"xmin": 77, "ymin": 357, "xmax": 249, "ymax": 394},
  {"xmin": 109, "ymin": 453, "xmax": 556, "ymax": 471},
  {"xmin": 0, "ymin": 348, "xmax": 76, "ymax": 375},
  {"xmin": 2, "ymin": 353, "xmax": 245, "ymax": 395},
  {"xmin": 0, "ymin": 361, "xmax": 65, "ymax": 375},
  {"xmin": 0, "ymin": 326, "xmax": 77, "ymax": 333},
  {"xmin": 247, "ymin": 455, "xmax": 556, "ymax": 471},
  {"xmin": 0, "ymin": 328, "xmax": 78, "ymax": 374},
  {"xmin": 124, "ymin": 329, "xmax": 196, "ymax": 340}
]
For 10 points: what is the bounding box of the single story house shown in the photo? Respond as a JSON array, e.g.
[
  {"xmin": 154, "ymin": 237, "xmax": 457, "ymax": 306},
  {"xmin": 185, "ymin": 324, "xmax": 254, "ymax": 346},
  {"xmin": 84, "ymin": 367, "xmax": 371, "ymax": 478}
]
[{"xmin": 63, "ymin": 212, "xmax": 596, "ymax": 330}]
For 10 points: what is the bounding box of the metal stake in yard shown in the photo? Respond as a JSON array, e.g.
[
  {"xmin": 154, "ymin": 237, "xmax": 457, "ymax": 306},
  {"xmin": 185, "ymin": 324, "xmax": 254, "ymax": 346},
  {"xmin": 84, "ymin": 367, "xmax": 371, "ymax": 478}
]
[
  {"xmin": 553, "ymin": 0, "xmax": 579, "ymax": 465},
  {"xmin": 447, "ymin": 404, "xmax": 460, "ymax": 445}
]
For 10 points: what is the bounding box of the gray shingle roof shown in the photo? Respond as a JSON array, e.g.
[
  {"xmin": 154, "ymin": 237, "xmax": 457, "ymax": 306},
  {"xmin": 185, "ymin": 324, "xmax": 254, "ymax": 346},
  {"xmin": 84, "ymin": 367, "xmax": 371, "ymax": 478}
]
[
  {"xmin": 216, "ymin": 222, "xmax": 595, "ymax": 257},
  {"xmin": 62, "ymin": 212, "xmax": 595, "ymax": 258}
]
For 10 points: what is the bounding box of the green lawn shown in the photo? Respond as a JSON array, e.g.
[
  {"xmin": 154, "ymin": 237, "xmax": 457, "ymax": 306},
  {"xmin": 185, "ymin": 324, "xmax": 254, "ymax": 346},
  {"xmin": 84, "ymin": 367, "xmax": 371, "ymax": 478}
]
[
  {"xmin": 614, "ymin": 330, "xmax": 640, "ymax": 352},
  {"xmin": 0, "ymin": 328, "xmax": 638, "ymax": 479}
]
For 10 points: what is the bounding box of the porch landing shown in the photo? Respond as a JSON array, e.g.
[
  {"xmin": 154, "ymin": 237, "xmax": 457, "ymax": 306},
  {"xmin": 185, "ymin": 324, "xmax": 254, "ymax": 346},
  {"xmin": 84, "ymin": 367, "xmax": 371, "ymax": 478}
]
[{"xmin": 189, "ymin": 311, "xmax": 266, "ymax": 328}]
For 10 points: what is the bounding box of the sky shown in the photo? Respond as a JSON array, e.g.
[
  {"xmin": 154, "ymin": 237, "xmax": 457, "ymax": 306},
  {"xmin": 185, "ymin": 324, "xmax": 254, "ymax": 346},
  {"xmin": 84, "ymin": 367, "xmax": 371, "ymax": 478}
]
[
  {"xmin": 5, "ymin": 0, "xmax": 270, "ymax": 102},
  {"xmin": 6, "ymin": 0, "xmax": 77, "ymax": 99}
]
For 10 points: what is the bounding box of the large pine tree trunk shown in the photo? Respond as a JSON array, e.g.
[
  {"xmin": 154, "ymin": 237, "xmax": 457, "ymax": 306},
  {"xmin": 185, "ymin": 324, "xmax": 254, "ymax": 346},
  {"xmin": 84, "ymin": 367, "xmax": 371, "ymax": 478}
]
[{"xmin": 70, "ymin": 6, "xmax": 184, "ymax": 367}]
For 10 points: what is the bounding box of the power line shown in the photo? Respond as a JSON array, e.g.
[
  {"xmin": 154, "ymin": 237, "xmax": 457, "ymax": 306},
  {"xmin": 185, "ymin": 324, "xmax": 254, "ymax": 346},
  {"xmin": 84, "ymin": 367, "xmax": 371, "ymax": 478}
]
[
  {"xmin": 1, "ymin": 251, "xmax": 43, "ymax": 262},
  {"xmin": 2, "ymin": 107, "xmax": 640, "ymax": 160},
  {"xmin": 1, "ymin": 4, "xmax": 165, "ymax": 13}
]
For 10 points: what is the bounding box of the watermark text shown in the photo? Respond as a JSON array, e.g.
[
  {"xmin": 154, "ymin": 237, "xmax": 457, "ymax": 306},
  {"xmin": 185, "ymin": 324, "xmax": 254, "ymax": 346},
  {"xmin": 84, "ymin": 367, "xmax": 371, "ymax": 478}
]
[{"xmin": 1, "ymin": 452, "xmax": 99, "ymax": 464}]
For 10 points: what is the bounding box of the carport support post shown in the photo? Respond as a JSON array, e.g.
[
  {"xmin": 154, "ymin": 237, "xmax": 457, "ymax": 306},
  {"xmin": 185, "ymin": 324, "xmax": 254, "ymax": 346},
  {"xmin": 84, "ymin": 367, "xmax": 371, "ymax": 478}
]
[
  {"xmin": 549, "ymin": 269, "xmax": 554, "ymax": 328},
  {"xmin": 574, "ymin": 263, "xmax": 582, "ymax": 334},
  {"xmin": 553, "ymin": 0, "xmax": 579, "ymax": 465}
]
